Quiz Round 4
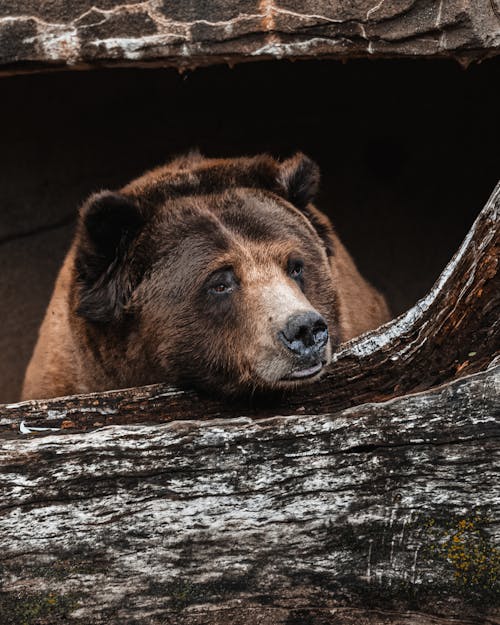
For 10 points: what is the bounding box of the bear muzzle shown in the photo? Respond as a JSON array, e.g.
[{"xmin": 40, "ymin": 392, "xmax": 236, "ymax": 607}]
[
  {"xmin": 248, "ymin": 277, "xmax": 332, "ymax": 386},
  {"xmin": 278, "ymin": 311, "xmax": 329, "ymax": 380}
]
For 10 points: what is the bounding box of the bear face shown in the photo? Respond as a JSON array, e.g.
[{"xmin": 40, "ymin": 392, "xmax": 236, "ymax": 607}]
[
  {"xmin": 23, "ymin": 151, "xmax": 390, "ymax": 400},
  {"xmin": 73, "ymin": 153, "xmax": 339, "ymax": 396}
]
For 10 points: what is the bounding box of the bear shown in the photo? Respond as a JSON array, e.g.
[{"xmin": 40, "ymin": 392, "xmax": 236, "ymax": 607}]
[{"xmin": 22, "ymin": 152, "xmax": 390, "ymax": 400}]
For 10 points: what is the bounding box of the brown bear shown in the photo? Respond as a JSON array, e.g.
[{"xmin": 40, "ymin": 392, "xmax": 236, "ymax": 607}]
[{"xmin": 22, "ymin": 152, "xmax": 390, "ymax": 400}]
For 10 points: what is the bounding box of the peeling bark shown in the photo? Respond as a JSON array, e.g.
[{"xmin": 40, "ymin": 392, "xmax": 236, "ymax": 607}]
[{"xmin": 0, "ymin": 0, "xmax": 499, "ymax": 75}]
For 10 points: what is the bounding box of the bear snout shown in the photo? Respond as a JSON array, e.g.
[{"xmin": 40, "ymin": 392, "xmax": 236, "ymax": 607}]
[
  {"xmin": 276, "ymin": 312, "xmax": 330, "ymax": 381},
  {"xmin": 279, "ymin": 311, "xmax": 329, "ymax": 360}
]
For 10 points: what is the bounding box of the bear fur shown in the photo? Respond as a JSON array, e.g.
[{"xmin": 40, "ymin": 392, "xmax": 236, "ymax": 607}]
[{"xmin": 22, "ymin": 152, "xmax": 390, "ymax": 400}]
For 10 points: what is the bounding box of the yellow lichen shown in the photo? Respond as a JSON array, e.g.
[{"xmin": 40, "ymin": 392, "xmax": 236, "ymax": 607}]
[{"xmin": 436, "ymin": 516, "xmax": 500, "ymax": 588}]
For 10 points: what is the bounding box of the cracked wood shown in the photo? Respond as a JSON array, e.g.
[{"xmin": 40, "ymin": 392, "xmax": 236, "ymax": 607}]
[
  {"xmin": 0, "ymin": 0, "xmax": 499, "ymax": 75},
  {"xmin": 0, "ymin": 366, "xmax": 499, "ymax": 624}
]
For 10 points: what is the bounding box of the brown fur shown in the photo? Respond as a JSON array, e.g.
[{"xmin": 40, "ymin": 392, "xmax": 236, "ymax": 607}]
[{"xmin": 22, "ymin": 153, "xmax": 390, "ymax": 400}]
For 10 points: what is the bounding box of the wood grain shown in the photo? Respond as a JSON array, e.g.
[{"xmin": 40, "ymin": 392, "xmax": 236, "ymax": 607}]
[{"xmin": 0, "ymin": 365, "xmax": 498, "ymax": 624}]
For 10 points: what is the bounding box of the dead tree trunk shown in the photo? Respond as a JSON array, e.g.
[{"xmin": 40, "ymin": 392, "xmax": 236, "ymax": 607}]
[{"xmin": 0, "ymin": 185, "xmax": 499, "ymax": 624}]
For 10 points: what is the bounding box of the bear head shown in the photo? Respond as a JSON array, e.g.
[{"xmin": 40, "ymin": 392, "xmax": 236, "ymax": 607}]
[{"xmin": 73, "ymin": 152, "xmax": 340, "ymax": 396}]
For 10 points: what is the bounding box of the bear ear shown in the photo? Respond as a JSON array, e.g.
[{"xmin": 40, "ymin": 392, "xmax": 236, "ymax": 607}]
[
  {"xmin": 75, "ymin": 191, "xmax": 146, "ymax": 323},
  {"xmin": 278, "ymin": 152, "xmax": 320, "ymax": 210},
  {"xmin": 277, "ymin": 153, "xmax": 334, "ymax": 256}
]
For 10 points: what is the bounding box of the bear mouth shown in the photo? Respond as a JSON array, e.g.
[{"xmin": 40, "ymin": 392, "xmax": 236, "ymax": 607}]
[{"xmin": 282, "ymin": 361, "xmax": 324, "ymax": 381}]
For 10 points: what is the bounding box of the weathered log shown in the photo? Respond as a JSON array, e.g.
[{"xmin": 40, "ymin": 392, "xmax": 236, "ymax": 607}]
[
  {"xmin": 1, "ymin": 181, "xmax": 498, "ymax": 435},
  {"xmin": 0, "ymin": 365, "xmax": 499, "ymax": 624},
  {"xmin": 1, "ymin": 0, "xmax": 499, "ymax": 75}
]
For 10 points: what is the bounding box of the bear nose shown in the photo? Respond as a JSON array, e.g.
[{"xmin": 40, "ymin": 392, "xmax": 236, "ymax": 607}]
[{"xmin": 279, "ymin": 312, "xmax": 329, "ymax": 357}]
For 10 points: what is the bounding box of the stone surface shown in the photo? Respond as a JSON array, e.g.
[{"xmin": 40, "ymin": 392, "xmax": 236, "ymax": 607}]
[{"xmin": 0, "ymin": 0, "xmax": 499, "ymax": 73}]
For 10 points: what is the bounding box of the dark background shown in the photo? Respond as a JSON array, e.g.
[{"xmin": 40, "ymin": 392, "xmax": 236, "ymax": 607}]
[{"xmin": 0, "ymin": 58, "xmax": 498, "ymax": 402}]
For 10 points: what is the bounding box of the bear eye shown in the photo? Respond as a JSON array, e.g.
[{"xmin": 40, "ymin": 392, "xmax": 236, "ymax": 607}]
[
  {"xmin": 211, "ymin": 283, "xmax": 231, "ymax": 294},
  {"xmin": 288, "ymin": 259, "xmax": 304, "ymax": 279},
  {"xmin": 206, "ymin": 268, "xmax": 237, "ymax": 296}
]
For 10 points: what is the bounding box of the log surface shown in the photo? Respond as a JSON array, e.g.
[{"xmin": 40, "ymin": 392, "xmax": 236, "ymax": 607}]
[
  {"xmin": 0, "ymin": 0, "xmax": 500, "ymax": 74},
  {"xmin": 0, "ymin": 365, "xmax": 499, "ymax": 624}
]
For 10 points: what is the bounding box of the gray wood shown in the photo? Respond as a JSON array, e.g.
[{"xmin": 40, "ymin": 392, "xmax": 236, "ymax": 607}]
[
  {"xmin": 0, "ymin": 0, "xmax": 499, "ymax": 75},
  {"xmin": 0, "ymin": 365, "xmax": 499, "ymax": 624}
]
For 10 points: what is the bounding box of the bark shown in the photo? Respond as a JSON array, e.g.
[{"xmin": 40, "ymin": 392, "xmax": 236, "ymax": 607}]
[
  {"xmin": 0, "ymin": 0, "xmax": 500, "ymax": 75},
  {"xmin": 0, "ymin": 365, "xmax": 499, "ymax": 624},
  {"xmin": 1, "ymin": 181, "xmax": 498, "ymax": 435}
]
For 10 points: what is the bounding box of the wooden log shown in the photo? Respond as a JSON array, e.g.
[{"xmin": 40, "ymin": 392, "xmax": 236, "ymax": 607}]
[
  {"xmin": 0, "ymin": 365, "xmax": 498, "ymax": 624},
  {"xmin": 1, "ymin": 181, "xmax": 498, "ymax": 435},
  {"xmin": 0, "ymin": 0, "xmax": 499, "ymax": 75}
]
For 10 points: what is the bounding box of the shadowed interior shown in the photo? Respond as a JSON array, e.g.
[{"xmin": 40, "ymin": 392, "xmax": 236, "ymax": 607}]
[{"xmin": 0, "ymin": 57, "xmax": 498, "ymax": 402}]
